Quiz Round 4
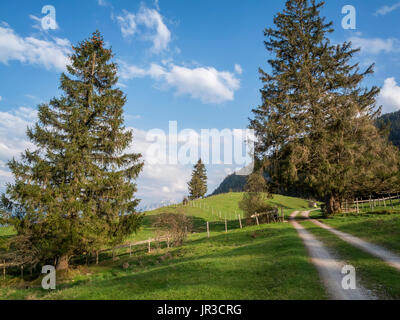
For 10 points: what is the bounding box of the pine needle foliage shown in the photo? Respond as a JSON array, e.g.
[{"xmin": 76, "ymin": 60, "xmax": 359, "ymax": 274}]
[
  {"xmin": 250, "ymin": 0, "xmax": 400, "ymax": 214},
  {"xmin": 0, "ymin": 31, "xmax": 144, "ymax": 269}
]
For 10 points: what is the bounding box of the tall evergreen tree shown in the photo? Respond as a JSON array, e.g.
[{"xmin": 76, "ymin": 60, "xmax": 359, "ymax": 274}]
[
  {"xmin": 0, "ymin": 31, "xmax": 144, "ymax": 269},
  {"xmin": 250, "ymin": 0, "xmax": 399, "ymax": 214},
  {"xmin": 188, "ymin": 159, "xmax": 207, "ymax": 200}
]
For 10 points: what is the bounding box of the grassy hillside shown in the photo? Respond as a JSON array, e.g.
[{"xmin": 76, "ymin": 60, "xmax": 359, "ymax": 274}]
[
  {"xmin": 0, "ymin": 223, "xmax": 326, "ymax": 300},
  {"xmin": 0, "ymin": 192, "xmax": 325, "ymax": 300},
  {"xmin": 128, "ymin": 193, "xmax": 310, "ymax": 242}
]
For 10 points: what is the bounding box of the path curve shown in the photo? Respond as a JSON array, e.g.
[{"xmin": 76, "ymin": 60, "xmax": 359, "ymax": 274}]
[
  {"xmin": 289, "ymin": 211, "xmax": 377, "ymax": 300},
  {"xmin": 302, "ymin": 211, "xmax": 400, "ymax": 272}
]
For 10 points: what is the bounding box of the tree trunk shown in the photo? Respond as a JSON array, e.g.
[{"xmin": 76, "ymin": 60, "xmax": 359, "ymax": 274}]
[
  {"xmin": 56, "ymin": 255, "xmax": 69, "ymax": 271},
  {"xmin": 325, "ymin": 195, "xmax": 341, "ymax": 214}
]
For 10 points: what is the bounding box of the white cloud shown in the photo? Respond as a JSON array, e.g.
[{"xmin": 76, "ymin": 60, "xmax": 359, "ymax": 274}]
[
  {"xmin": 129, "ymin": 127, "xmax": 239, "ymax": 209},
  {"xmin": 117, "ymin": 10, "xmax": 137, "ymax": 38},
  {"xmin": 0, "ymin": 107, "xmax": 240, "ymax": 208},
  {"xmin": 98, "ymin": 0, "xmax": 109, "ymax": 7},
  {"xmin": 234, "ymin": 64, "xmax": 243, "ymax": 75},
  {"xmin": 349, "ymin": 36, "xmax": 400, "ymax": 55},
  {"xmin": 160, "ymin": 65, "xmax": 240, "ymax": 103},
  {"xmin": 136, "ymin": 6, "xmax": 171, "ymax": 53},
  {"xmin": 154, "ymin": 0, "xmax": 160, "ymax": 11},
  {"xmin": 116, "ymin": 5, "xmax": 171, "ymax": 53},
  {"xmin": 118, "ymin": 60, "xmax": 148, "ymax": 78},
  {"xmin": 0, "ymin": 107, "xmax": 37, "ymax": 189},
  {"xmin": 378, "ymin": 77, "xmax": 400, "ymax": 114},
  {"xmin": 0, "ymin": 24, "xmax": 71, "ymax": 71},
  {"xmin": 119, "ymin": 61, "xmax": 240, "ymax": 104},
  {"xmin": 374, "ymin": 2, "xmax": 400, "ymax": 16},
  {"xmin": 126, "ymin": 127, "xmax": 191, "ymax": 207}
]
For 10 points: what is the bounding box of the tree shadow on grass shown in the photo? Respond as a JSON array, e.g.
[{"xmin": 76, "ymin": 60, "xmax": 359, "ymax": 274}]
[{"xmin": 48, "ymin": 227, "xmax": 326, "ymax": 300}]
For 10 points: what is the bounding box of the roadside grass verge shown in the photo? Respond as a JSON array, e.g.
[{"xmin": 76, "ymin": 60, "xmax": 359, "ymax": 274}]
[
  {"xmin": 0, "ymin": 223, "xmax": 327, "ymax": 300},
  {"xmin": 301, "ymin": 220, "xmax": 400, "ymax": 299},
  {"xmin": 318, "ymin": 212, "xmax": 400, "ymax": 256}
]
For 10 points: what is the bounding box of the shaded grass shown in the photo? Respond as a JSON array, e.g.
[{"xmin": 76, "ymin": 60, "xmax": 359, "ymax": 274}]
[
  {"xmin": 0, "ymin": 223, "xmax": 327, "ymax": 300},
  {"xmin": 301, "ymin": 220, "xmax": 400, "ymax": 299}
]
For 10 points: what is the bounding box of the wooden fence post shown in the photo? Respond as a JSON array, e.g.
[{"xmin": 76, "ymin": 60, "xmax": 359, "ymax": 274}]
[
  {"xmin": 96, "ymin": 251, "xmax": 99, "ymax": 265},
  {"xmin": 225, "ymin": 217, "xmax": 227, "ymax": 233},
  {"xmin": 207, "ymin": 221, "xmax": 210, "ymax": 238},
  {"xmin": 281, "ymin": 207, "xmax": 284, "ymax": 222},
  {"xmin": 238, "ymin": 214, "xmax": 242, "ymax": 229},
  {"xmin": 167, "ymin": 237, "xmax": 170, "ymax": 248},
  {"xmin": 21, "ymin": 265, "xmax": 23, "ymax": 279},
  {"xmin": 129, "ymin": 244, "xmax": 132, "ymax": 257},
  {"xmin": 356, "ymin": 198, "xmax": 359, "ymax": 214},
  {"xmin": 148, "ymin": 240, "xmax": 151, "ymax": 253},
  {"xmin": 255, "ymin": 215, "xmax": 259, "ymax": 226},
  {"xmin": 3, "ymin": 260, "xmax": 5, "ymax": 280}
]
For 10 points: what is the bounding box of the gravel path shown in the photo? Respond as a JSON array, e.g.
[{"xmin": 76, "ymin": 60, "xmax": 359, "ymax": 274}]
[
  {"xmin": 289, "ymin": 211, "xmax": 377, "ymax": 300},
  {"xmin": 303, "ymin": 211, "xmax": 400, "ymax": 272}
]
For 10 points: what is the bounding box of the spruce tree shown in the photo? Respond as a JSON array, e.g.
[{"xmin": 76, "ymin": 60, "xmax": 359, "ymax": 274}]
[
  {"xmin": 187, "ymin": 159, "xmax": 207, "ymax": 200},
  {"xmin": 0, "ymin": 31, "xmax": 144, "ymax": 269},
  {"xmin": 250, "ymin": 0, "xmax": 399, "ymax": 214}
]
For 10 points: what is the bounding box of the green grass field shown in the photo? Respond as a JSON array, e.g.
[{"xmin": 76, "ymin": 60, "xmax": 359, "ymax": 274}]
[
  {"xmin": 128, "ymin": 193, "xmax": 310, "ymax": 242},
  {"xmin": 0, "ymin": 226, "xmax": 16, "ymax": 238},
  {"xmin": 0, "ymin": 223, "xmax": 326, "ymax": 300},
  {"xmin": 0, "ymin": 192, "xmax": 325, "ymax": 300},
  {"xmin": 3, "ymin": 192, "xmax": 400, "ymax": 300},
  {"xmin": 318, "ymin": 212, "xmax": 400, "ymax": 256}
]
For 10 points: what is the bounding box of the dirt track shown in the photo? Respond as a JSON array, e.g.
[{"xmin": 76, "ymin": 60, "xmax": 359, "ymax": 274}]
[
  {"xmin": 302, "ymin": 211, "xmax": 400, "ymax": 272},
  {"xmin": 289, "ymin": 211, "xmax": 377, "ymax": 300}
]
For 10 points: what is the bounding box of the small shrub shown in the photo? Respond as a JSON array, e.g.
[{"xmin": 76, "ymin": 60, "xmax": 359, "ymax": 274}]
[
  {"xmin": 122, "ymin": 262, "xmax": 129, "ymax": 269},
  {"xmin": 308, "ymin": 200, "xmax": 317, "ymax": 208},
  {"xmin": 153, "ymin": 209, "xmax": 193, "ymax": 247},
  {"xmin": 239, "ymin": 193, "xmax": 274, "ymax": 218}
]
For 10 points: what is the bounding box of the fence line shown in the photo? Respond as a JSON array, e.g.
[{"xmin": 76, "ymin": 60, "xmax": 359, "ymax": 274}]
[
  {"xmin": 1, "ymin": 197, "xmax": 286, "ymax": 279},
  {"xmin": 340, "ymin": 193, "xmax": 400, "ymax": 214}
]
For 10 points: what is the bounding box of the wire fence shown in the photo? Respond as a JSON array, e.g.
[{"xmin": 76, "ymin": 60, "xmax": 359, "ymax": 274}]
[
  {"xmin": 334, "ymin": 193, "xmax": 400, "ymax": 214},
  {"xmin": 0, "ymin": 197, "xmax": 286, "ymax": 280}
]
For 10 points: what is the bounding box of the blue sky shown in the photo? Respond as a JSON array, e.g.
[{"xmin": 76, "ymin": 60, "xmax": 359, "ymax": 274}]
[{"xmin": 1, "ymin": 0, "xmax": 400, "ymax": 208}]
